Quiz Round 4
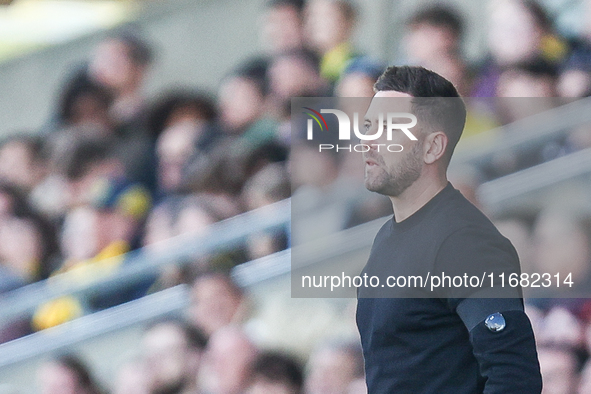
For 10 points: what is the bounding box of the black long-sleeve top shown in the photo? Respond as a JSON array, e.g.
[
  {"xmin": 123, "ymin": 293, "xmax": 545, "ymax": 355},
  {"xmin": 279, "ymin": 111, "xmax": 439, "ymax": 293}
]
[{"xmin": 356, "ymin": 183, "xmax": 542, "ymax": 393}]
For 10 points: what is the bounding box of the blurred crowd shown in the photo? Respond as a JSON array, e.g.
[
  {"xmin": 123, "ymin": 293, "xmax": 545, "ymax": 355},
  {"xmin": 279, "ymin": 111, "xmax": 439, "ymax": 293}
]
[
  {"xmin": 35, "ymin": 292, "xmax": 366, "ymax": 394},
  {"xmin": 0, "ymin": 0, "xmax": 590, "ymax": 393}
]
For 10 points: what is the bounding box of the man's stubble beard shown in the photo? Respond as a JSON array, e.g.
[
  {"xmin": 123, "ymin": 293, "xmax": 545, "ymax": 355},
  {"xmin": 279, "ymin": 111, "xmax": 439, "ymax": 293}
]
[{"xmin": 364, "ymin": 140, "xmax": 423, "ymax": 197}]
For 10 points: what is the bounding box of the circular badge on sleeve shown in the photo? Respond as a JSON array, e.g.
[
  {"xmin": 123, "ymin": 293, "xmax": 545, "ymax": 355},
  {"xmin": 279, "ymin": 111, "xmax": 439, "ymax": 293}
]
[{"xmin": 484, "ymin": 312, "xmax": 506, "ymax": 332}]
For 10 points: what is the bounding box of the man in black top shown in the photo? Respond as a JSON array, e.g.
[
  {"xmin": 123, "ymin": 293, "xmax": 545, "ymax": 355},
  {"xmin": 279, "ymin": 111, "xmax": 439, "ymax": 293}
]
[{"xmin": 356, "ymin": 66, "xmax": 542, "ymax": 393}]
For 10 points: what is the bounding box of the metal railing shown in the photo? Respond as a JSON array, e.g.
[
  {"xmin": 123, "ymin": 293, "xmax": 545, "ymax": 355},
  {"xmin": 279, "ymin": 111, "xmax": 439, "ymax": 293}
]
[
  {"xmin": 477, "ymin": 147, "xmax": 591, "ymax": 213},
  {"xmin": 0, "ymin": 285, "xmax": 189, "ymax": 367},
  {"xmin": 452, "ymin": 97, "xmax": 591, "ymax": 167},
  {"xmin": 231, "ymin": 215, "xmax": 387, "ymax": 287},
  {"xmin": 0, "ymin": 215, "xmax": 386, "ymax": 368},
  {"xmin": 0, "ymin": 198, "xmax": 291, "ymax": 323}
]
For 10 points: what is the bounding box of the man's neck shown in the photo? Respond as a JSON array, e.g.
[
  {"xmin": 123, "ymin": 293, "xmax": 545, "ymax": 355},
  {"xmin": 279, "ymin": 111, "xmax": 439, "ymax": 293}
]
[{"xmin": 389, "ymin": 176, "xmax": 448, "ymax": 223}]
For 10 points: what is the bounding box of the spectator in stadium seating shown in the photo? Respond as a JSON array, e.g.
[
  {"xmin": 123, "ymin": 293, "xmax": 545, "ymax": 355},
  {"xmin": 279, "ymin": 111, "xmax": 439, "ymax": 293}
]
[
  {"xmin": 29, "ymin": 134, "xmax": 105, "ymax": 220},
  {"xmin": 473, "ymin": 0, "xmax": 569, "ymax": 97},
  {"xmin": 53, "ymin": 68, "xmax": 115, "ymax": 134},
  {"xmin": 241, "ymin": 163, "xmax": 291, "ymax": 260},
  {"xmin": 304, "ymin": 340, "xmax": 365, "ymax": 394},
  {"xmin": 218, "ymin": 63, "xmax": 274, "ymax": 139},
  {"xmin": 183, "ymin": 132, "xmax": 287, "ymax": 199},
  {"xmin": 32, "ymin": 176, "xmax": 152, "ymax": 330},
  {"xmin": 144, "ymin": 193, "xmax": 245, "ymax": 288},
  {"xmin": 494, "ymin": 59, "xmax": 560, "ymax": 130},
  {"xmin": 400, "ymin": 7, "xmax": 494, "ymax": 137},
  {"xmin": 147, "ymin": 90, "xmax": 218, "ymax": 197},
  {"xmin": 537, "ymin": 346, "xmax": 580, "ymax": 394},
  {"xmin": 242, "ymin": 163, "xmax": 290, "ymax": 212},
  {"xmin": 156, "ymin": 120, "xmax": 209, "ymax": 194},
  {"xmin": 557, "ymin": 0, "xmax": 591, "ymax": 97},
  {"xmin": 188, "ymin": 273, "xmax": 247, "ymax": 337},
  {"xmin": 403, "ymin": 4, "xmax": 464, "ymax": 66},
  {"xmin": 0, "ymin": 209, "xmax": 58, "ymax": 284},
  {"xmin": 59, "ymin": 206, "xmax": 101, "ymax": 265},
  {"xmin": 141, "ymin": 319, "xmax": 208, "ymax": 394},
  {"xmin": 87, "ymin": 31, "xmax": 157, "ymax": 191},
  {"xmin": 304, "ymin": 0, "xmax": 360, "ymax": 84},
  {"xmin": 88, "ymin": 30, "xmax": 153, "ymax": 134},
  {"xmin": 260, "ymin": 0, "xmax": 306, "ymax": 55},
  {"xmin": 531, "ymin": 208, "xmax": 591, "ymax": 296},
  {"xmin": 246, "ymin": 351, "xmax": 304, "ymax": 394},
  {"xmin": 0, "ymin": 135, "xmax": 47, "ymax": 194},
  {"xmin": 0, "ymin": 181, "xmax": 58, "ymax": 292},
  {"xmin": 144, "ymin": 193, "xmax": 247, "ymax": 288},
  {"xmin": 402, "ymin": 5, "xmax": 470, "ymax": 96},
  {"xmin": 240, "ymin": 0, "xmax": 309, "ymax": 128},
  {"xmin": 268, "ymin": 48, "xmax": 325, "ymax": 101},
  {"xmin": 0, "ymin": 199, "xmax": 60, "ymax": 351},
  {"xmin": 335, "ymin": 57, "xmax": 384, "ymax": 98},
  {"xmin": 496, "ymin": 58, "xmax": 559, "ymax": 98},
  {"xmin": 37, "ymin": 354, "xmax": 103, "ymax": 394},
  {"xmin": 143, "ymin": 193, "xmax": 239, "ymax": 251},
  {"xmin": 0, "ymin": 182, "xmax": 32, "ymax": 219},
  {"xmin": 200, "ymin": 325, "xmax": 258, "ymax": 394},
  {"xmin": 147, "ymin": 90, "xmax": 218, "ymax": 145},
  {"xmin": 48, "ymin": 136, "xmax": 125, "ymax": 209},
  {"xmin": 88, "ymin": 176, "xmax": 152, "ymax": 253},
  {"xmin": 215, "ymin": 65, "xmax": 285, "ymax": 196},
  {"xmin": 267, "ymin": 49, "xmax": 327, "ymax": 121},
  {"xmin": 558, "ymin": 64, "xmax": 591, "ymax": 98},
  {"xmin": 64, "ymin": 175, "xmax": 150, "ymax": 261}
]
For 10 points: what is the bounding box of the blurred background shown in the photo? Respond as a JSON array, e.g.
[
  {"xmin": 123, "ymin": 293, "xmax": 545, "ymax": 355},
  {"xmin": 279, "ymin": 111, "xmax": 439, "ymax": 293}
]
[{"xmin": 0, "ymin": 0, "xmax": 589, "ymax": 393}]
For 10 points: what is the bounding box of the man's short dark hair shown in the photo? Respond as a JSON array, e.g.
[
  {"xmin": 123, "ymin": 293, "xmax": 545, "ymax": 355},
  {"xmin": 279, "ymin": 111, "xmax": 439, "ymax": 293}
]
[
  {"xmin": 408, "ymin": 4, "xmax": 464, "ymax": 39},
  {"xmin": 374, "ymin": 65, "xmax": 467, "ymax": 164}
]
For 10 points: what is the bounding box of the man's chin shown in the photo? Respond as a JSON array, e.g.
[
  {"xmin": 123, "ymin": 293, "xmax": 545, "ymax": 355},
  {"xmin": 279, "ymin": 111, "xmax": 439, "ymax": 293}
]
[
  {"xmin": 365, "ymin": 179, "xmax": 406, "ymax": 197},
  {"xmin": 364, "ymin": 179, "xmax": 385, "ymax": 194}
]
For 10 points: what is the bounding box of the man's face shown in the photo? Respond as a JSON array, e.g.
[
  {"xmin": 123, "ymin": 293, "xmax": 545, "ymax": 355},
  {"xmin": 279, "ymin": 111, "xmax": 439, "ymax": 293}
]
[{"xmin": 362, "ymin": 91, "xmax": 423, "ymax": 197}]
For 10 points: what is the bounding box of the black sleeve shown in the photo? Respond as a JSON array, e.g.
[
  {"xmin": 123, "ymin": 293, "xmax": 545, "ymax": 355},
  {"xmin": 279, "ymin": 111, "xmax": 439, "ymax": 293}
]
[
  {"xmin": 457, "ymin": 299, "xmax": 542, "ymax": 394},
  {"xmin": 435, "ymin": 226, "xmax": 542, "ymax": 393}
]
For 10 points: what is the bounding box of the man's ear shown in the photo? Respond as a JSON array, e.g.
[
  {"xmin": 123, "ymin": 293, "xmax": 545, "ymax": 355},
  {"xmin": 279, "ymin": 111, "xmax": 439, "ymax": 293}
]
[{"xmin": 423, "ymin": 131, "xmax": 448, "ymax": 164}]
